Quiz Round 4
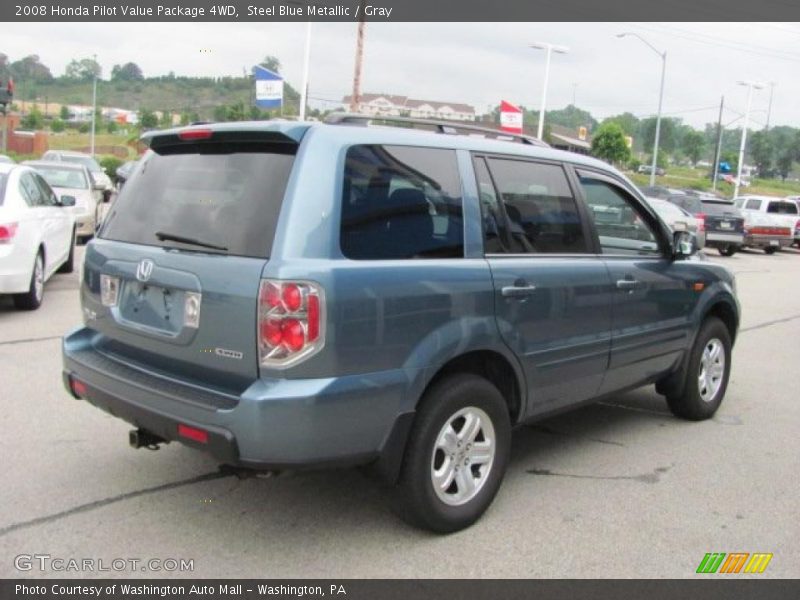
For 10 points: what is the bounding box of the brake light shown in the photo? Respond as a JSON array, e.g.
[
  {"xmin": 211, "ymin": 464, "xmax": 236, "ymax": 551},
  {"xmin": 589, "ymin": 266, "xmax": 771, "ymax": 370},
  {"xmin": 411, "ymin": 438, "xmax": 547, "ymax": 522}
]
[
  {"xmin": 177, "ymin": 128, "xmax": 213, "ymax": 141},
  {"xmin": 258, "ymin": 279, "xmax": 325, "ymax": 368},
  {"xmin": 100, "ymin": 274, "xmax": 119, "ymax": 307},
  {"xmin": 70, "ymin": 378, "xmax": 87, "ymax": 398},
  {"xmin": 0, "ymin": 222, "xmax": 18, "ymax": 243},
  {"xmin": 695, "ymin": 213, "xmax": 705, "ymax": 233},
  {"xmin": 749, "ymin": 226, "xmax": 791, "ymax": 236},
  {"xmin": 177, "ymin": 423, "xmax": 208, "ymax": 444}
]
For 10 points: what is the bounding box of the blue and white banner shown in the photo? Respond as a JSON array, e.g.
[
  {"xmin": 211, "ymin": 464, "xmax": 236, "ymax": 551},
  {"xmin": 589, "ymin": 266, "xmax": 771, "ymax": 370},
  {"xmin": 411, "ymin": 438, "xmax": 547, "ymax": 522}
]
[{"xmin": 253, "ymin": 65, "xmax": 283, "ymax": 109}]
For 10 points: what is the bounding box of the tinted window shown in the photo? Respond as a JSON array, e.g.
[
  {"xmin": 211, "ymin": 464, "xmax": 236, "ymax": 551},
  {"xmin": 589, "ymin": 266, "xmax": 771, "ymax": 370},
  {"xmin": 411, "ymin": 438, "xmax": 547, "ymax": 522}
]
[
  {"xmin": 701, "ymin": 201, "xmax": 740, "ymax": 216},
  {"xmin": 767, "ymin": 201, "xmax": 798, "ymax": 215},
  {"xmin": 486, "ymin": 158, "xmax": 588, "ymax": 254},
  {"xmin": 19, "ymin": 173, "xmax": 45, "ymax": 207},
  {"xmin": 32, "ymin": 173, "xmax": 60, "ymax": 206},
  {"xmin": 340, "ymin": 145, "xmax": 464, "ymax": 260},
  {"xmin": 579, "ymin": 174, "xmax": 661, "ymax": 256},
  {"xmin": 101, "ymin": 146, "xmax": 295, "ymax": 258},
  {"xmin": 473, "ymin": 157, "xmax": 509, "ymax": 253}
]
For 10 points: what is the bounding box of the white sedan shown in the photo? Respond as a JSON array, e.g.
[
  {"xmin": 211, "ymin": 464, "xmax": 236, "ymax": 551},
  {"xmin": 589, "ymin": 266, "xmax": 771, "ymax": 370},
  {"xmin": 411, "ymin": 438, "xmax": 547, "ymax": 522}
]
[{"xmin": 0, "ymin": 163, "xmax": 76, "ymax": 310}]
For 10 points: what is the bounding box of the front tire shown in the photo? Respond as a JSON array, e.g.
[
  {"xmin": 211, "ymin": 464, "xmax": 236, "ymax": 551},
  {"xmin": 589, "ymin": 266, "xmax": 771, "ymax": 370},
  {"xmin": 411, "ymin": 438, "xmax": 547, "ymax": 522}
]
[
  {"xmin": 665, "ymin": 317, "xmax": 731, "ymax": 421},
  {"xmin": 13, "ymin": 250, "xmax": 45, "ymax": 310},
  {"xmin": 718, "ymin": 245, "xmax": 737, "ymax": 257},
  {"xmin": 394, "ymin": 374, "xmax": 511, "ymax": 533}
]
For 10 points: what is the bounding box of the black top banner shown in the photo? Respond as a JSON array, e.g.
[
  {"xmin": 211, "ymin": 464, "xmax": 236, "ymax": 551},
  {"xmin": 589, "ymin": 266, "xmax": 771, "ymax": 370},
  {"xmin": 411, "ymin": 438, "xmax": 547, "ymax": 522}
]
[{"xmin": 4, "ymin": 0, "xmax": 800, "ymax": 22}]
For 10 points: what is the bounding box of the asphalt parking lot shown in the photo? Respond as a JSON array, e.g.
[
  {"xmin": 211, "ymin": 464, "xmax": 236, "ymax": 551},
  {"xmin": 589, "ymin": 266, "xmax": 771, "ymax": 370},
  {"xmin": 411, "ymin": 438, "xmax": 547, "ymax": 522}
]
[{"xmin": 1, "ymin": 246, "xmax": 798, "ymax": 579}]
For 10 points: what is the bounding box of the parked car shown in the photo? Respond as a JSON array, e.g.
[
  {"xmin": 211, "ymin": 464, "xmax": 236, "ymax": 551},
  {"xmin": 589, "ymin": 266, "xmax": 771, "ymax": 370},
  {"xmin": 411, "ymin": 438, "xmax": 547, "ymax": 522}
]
[
  {"xmin": 733, "ymin": 195, "xmax": 797, "ymax": 254},
  {"xmin": 0, "ymin": 154, "xmax": 14, "ymax": 164},
  {"xmin": 666, "ymin": 195, "xmax": 745, "ymax": 256},
  {"xmin": 40, "ymin": 150, "xmax": 114, "ymax": 202},
  {"xmin": 0, "ymin": 162, "xmax": 76, "ymax": 310},
  {"xmin": 62, "ymin": 117, "xmax": 740, "ymax": 533},
  {"xmin": 644, "ymin": 197, "xmax": 705, "ymax": 248},
  {"xmin": 25, "ymin": 161, "xmax": 103, "ymax": 243},
  {"xmin": 786, "ymin": 197, "xmax": 800, "ymax": 248},
  {"xmin": 639, "ymin": 185, "xmax": 684, "ymax": 199},
  {"xmin": 114, "ymin": 159, "xmax": 139, "ymax": 191},
  {"xmin": 637, "ymin": 164, "xmax": 666, "ymax": 176}
]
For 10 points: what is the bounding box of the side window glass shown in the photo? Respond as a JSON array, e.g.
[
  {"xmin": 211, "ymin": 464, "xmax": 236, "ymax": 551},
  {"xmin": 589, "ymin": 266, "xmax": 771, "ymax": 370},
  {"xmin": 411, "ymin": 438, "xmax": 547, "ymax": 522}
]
[
  {"xmin": 19, "ymin": 173, "xmax": 44, "ymax": 207},
  {"xmin": 486, "ymin": 158, "xmax": 589, "ymax": 254},
  {"xmin": 33, "ymin": 173, "xmax": 58, "ymax": 206},
  {"xmin": 578, "ymin": 174, "xmax": 662, "ymax": 256},
  {"xmin": 340, "ymin": 145, "xmax": 464, "ymax": 260},
  {"xmin": 473, "ymin": 157, "xmax": 509, "ymax": 254},
  {"xmin": 745, "ymin": 199, "xmax": 761, "ymax": 210}
]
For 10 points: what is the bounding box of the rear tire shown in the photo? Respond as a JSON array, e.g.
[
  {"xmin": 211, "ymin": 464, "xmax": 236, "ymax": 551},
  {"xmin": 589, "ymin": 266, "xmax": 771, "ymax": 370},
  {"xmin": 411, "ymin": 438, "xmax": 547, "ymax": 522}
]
[
  {"xmin": 665, "ymin": 317, "xmax": 731, "ymax": 421},
  {"xmin": 718, "ymin": 245, "xmax": 737, "ymax": 257},
  {"xmin": 393, "ymin": 374, "xmax": 511, "ymax": 533},
  {"xmin": 13, "ymin": 250, "xmax": 45, "ymax": 311}
]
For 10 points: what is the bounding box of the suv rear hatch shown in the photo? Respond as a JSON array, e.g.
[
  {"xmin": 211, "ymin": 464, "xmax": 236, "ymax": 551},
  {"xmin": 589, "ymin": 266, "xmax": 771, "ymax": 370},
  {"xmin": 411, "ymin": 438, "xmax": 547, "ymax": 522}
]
[
  {"xmin": 700, "ymin": 200, "xmax": 745, "ymax": 234},
  {"xmin": 83, "ymin": 127, "xmax": 301, "ymax": 391}
]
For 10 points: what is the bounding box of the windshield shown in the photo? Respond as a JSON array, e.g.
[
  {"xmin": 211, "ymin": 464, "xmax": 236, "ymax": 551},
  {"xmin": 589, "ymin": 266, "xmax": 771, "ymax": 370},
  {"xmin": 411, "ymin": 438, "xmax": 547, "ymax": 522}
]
[
  {"xmin": 100, "ymin": 146, "xmax": 295, "ymax": 258},
  {"xmin": 35, "ymin": 166, "xmax": 89, "ymax": 190},
  {"xmin": 62, "ymin": 155, "xmax": 103, "ymax": 172}
]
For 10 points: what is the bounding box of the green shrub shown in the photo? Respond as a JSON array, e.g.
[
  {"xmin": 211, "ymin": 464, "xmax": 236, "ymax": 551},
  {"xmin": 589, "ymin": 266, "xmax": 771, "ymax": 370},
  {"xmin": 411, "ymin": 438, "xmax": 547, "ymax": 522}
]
[
  {"xmin": 50, "ymin": 119, "xmax": 66, "ymax": 133},
  {"xmin": 99, "ymin": 156, "xmax": 124, "ymax": 179}
]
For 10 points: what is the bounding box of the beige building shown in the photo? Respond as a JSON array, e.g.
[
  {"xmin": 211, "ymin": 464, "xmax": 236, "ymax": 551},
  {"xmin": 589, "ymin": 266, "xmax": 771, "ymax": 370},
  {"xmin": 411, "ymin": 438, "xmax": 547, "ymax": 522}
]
[{"xmin": 342, "ymin": 93, "xmax": 476, "ymax": 122}]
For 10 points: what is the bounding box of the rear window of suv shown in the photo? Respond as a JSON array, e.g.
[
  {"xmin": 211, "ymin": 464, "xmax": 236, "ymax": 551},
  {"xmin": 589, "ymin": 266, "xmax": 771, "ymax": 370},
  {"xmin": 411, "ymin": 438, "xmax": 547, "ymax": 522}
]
[
  {"xmin": 701, "ymin": 200, "xmax": 740, "ymax": 216},
  {"xmin": 100, "ymin": 145, "xmax": 295, "ymax": 258},
  {"xmin": 767, "ymin": 201, "xmax": 798, "ymax": 215},
  {"xmin": 340, "ymin": 145, "xmax": 464, "ymax": 260}
]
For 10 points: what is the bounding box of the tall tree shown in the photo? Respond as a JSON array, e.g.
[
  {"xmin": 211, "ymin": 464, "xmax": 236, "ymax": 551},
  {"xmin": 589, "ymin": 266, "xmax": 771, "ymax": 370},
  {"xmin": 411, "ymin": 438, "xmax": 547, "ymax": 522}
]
[
  {"xmin": 9, "ymin": 54, "xmax": 54, "ymax": 82},
  {"xmin": 681, "ymin": 130, "xmax": 706, "ymax": 166},
  {"xmin": 591, "ymin": 122, "xmax": 631, "ymax": 165},
  {"xmin": 111, "ymin": 62, "xmax": 144, "ymax": 81},
  {"xmin": 259, "ymin": 56, "xmax": 281, "ymax": 74},
  {"xmin": 64, "ymin": 58, "xmax": 101, "ymax": 81},
  {"xmin": 748, "ymin": 130, "xmax": 773, "ymax": 178}
]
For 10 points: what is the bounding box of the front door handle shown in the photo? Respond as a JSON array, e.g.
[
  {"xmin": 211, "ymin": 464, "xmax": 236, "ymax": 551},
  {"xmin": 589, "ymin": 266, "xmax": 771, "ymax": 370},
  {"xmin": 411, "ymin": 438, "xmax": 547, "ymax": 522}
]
[
  {"xmin": 616, "ymin": 279, "xmax": 640, "ymax": 291},
  {"xmin": 501, "ymin": 284, "xmax": 538, "ymax": 298}
]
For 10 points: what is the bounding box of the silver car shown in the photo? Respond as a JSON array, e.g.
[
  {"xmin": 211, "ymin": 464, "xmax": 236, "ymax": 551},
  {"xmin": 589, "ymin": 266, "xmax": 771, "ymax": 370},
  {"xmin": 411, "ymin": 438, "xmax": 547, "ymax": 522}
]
[
  {"xmin": 646, "ymin": 197, "xmax": 706, "ymax": 248},
  {"xmin": 40, "ymin": 150, "xmax": 114, "ymax": 201},
  {"xmin": 25, "ymin": 161, "xmax": 103, "ymax": 242}
]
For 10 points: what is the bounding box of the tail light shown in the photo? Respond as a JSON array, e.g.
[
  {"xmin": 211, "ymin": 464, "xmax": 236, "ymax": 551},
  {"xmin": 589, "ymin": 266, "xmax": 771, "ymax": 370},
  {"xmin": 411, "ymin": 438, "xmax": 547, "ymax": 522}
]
[
  {"xmin": 0, "ymin": 222, "xmax": 18, "ymax": 244},
  {"xmin": 100, "ymin": 274, "xmax": 120, "ymax": 307},
  {"xmin": 258, "ymin": 279, "xmax": 325, "ymax": 368},
  {"xmin": 795, "ymin": 219, "xmax": 800, "ymax": 232},
  {"xmin": 695, "ymin": 213, "xmax": 705, "ymax": 233}
]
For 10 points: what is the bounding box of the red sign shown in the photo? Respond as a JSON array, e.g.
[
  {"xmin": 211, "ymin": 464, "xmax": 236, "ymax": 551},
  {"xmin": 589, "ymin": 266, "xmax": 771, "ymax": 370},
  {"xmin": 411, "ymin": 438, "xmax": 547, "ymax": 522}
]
[{"xmin": 500, "ymin": 100, "xmax": 523, "ymax": 134}]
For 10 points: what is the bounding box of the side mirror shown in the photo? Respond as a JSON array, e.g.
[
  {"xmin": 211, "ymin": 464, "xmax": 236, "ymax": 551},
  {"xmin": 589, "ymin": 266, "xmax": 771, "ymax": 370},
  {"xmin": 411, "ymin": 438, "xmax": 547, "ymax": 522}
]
[
  {"xmin": 672, "ymin": 221, "xmax": 688, "ymax": 232},
  {"xmin": 92, "ymin": 182, "xmax": 105, "ymax": 191},
  {"xmin": 673, "ymin": 230, "xmax": 697, "ymax": 258},
  {"xmin": 59, "ymin": 195, "xmax": 76, "ymax": 207}
]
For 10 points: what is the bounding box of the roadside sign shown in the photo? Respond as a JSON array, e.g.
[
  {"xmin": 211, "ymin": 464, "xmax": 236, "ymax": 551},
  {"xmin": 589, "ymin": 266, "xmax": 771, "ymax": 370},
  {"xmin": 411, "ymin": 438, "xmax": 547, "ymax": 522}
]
[
  {"xmin": 500, "ymin": 100, "xmax": 523, "ymax": 134},
  {"xmin": 253, "ymin": 65, "xmax": 283, "ymax": 109}
]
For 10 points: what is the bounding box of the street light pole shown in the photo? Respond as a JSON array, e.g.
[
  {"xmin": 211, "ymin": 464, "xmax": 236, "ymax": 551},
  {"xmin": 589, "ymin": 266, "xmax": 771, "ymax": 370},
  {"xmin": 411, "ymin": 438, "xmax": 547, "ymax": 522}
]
[
  {"xmin": 90, "ymin": 54, "xmax": 97, "ymax": 158},
  {"xmin": 299, "ymin": 22, "xmax": 312, "ymax": 121},
  {"xmin": 530, "ymin": 41, "xmax": 569, "ymax": 141},
  {"xmin": 617, "ymin": 33, "xmax": 666, "ymax": 187},
  {"xmin": 734, "ymin": 80, "xmax": 764, "ymax": 199}
]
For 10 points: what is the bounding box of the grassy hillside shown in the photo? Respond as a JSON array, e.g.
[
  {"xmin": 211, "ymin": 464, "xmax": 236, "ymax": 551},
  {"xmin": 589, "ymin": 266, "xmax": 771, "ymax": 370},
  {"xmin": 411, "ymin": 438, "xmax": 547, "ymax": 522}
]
[{"xmin": 18, "ymin": 76, "xmax": 301, "ymax": 119}]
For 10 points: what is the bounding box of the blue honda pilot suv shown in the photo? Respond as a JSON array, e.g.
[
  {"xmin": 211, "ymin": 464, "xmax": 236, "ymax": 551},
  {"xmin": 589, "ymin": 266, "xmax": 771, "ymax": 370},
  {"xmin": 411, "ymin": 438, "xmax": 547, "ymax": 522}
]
[{"xmin": 63, "ymin": 116, "xmax": 739, "ymax": 532}]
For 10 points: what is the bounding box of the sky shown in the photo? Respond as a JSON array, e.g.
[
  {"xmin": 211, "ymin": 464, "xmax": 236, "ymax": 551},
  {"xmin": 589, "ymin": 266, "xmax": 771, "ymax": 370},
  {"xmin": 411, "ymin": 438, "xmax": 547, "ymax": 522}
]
[{"xmin": 2, "ymin": 21, "xmax": 800, "ymax": 129}]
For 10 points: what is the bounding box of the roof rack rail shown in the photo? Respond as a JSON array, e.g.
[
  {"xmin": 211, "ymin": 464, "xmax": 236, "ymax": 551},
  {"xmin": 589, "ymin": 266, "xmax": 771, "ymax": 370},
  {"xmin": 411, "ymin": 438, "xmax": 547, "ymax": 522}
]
[{"xmin": 324, "ymin": 113, "xmax": 549, "ymax": 147}]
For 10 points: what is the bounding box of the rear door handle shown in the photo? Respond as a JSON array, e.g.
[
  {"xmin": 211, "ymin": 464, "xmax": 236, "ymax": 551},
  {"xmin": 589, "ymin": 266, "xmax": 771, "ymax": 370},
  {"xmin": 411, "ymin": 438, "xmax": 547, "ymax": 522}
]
[
  {"xmin": 501, "ymin": 284, "xmax": 538, "ymax": 298},
  {"xmin": 616, "ymin": 279, "xmax": 640, "ymax": 291}
]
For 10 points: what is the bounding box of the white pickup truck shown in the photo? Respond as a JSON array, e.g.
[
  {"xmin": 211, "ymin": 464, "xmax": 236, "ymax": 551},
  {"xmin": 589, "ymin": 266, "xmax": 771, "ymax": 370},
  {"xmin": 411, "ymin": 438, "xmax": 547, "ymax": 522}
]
[{"xmin": 733, "ymin": 195, "xmax": 798, "ymax": 254}]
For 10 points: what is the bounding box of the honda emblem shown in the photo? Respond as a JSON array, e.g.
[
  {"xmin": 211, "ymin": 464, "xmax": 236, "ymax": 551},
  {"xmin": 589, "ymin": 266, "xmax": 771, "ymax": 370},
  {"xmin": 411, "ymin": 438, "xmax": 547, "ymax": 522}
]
[{"xmin": 136, "ymin": 259, "xmax": 154, "ymax": 282}]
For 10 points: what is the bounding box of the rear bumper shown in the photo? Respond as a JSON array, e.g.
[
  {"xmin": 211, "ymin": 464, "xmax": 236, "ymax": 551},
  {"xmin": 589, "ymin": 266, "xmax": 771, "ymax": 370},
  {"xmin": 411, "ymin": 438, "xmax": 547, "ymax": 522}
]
[
  {"xmin": 704, "ymin": 232, "xmax": 744, "ymax": 246},
  {"xmin": 744, "ymin": 234, "xmax": 792, "ymax": 248},
  {"xmin": 62, "ymin": 327, "xmax": 414, "ymax": 471}
]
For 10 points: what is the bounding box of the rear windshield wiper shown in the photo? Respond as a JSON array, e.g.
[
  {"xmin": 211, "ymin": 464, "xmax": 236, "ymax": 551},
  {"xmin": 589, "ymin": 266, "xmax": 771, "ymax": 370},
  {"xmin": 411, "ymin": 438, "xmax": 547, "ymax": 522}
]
[{"xmin": 155, "ymin": 231, "xmax": 228, "ymax": 252}]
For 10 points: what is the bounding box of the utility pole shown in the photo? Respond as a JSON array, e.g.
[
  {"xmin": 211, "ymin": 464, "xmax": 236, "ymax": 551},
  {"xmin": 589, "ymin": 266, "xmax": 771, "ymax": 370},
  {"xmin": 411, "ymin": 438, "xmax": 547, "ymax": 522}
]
[
  {"xmin": 530, "ymin": 41, "xmax": 569, "ymax": 141},
  {"xmin": 734, "ymin": 80, "xmax": 764, "ymax": 199},
  {"xmin": 712, "ymin": 96, "xmax": 724, "ymax": 192},
  {"xmin": 765, "ymin": 82, "xmax": 776, "ymax": 130},
  {"xmin": 299, "ymin": 22, "xmax": 312, "ymax": 121},
  {"xmin": 350, "ymin": 11, "xmax": 366, "ymax": 113},
  {"xmin": 90, "ymin": 54, "xmax": 98, "ymax": 158}
]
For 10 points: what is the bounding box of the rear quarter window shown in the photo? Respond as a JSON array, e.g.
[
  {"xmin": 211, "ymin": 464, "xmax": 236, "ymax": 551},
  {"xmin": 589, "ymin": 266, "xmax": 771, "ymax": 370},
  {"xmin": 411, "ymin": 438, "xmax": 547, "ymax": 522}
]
[
  {"xmin": 340, "ymin": 145, "xmax": 464, "ymax": 260},
  {"xmin": 767, "ymin": 201, "xmax": 798, "ymax": 215}
]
